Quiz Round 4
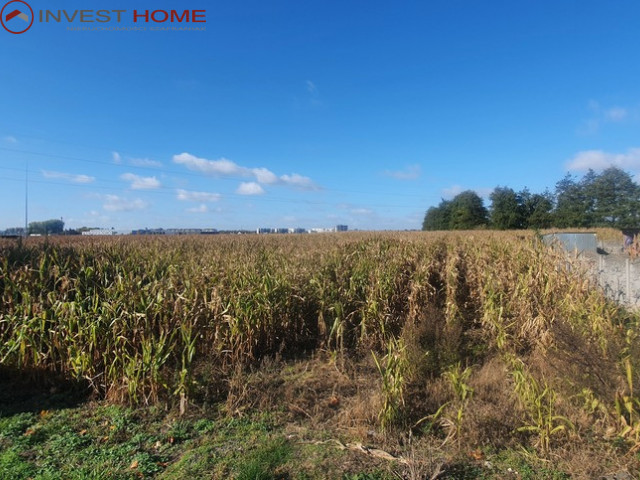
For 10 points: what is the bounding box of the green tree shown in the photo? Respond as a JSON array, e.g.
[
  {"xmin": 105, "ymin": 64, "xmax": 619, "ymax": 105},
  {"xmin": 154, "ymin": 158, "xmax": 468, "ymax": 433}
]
[
  {"xmin": 28, "ymin": 219, "xmax": 64, "ymax": 235},
  {"xmin": 448, "ymin": 190, "xmax": 489, "ymax": 230},
  {"xmin": 489, "ymin": 186, "xmax": 525, "ymax": 229},
  {"xmin": 553, "ymin": 173, "xmax": 591, "ymax": 228},
  {"xmin": 586, "ymin": 166, "xmax": 640, "ymax": 228},
  {"xmin": 422, "ymin": 200, "xmax": 452, "ymax": 230},
  {"xmin": 520, "ymin": 188, "xmax": 553, "ymax": 229}
]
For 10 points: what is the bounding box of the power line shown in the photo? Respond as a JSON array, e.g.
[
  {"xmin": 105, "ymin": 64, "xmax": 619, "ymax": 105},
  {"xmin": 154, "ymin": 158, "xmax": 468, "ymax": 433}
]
[
  {"xmin": 0, "ymin": 146, "xmax": 431, "ymax": 199},
  {"xmin": 0, "ymin": 175, "xmax": 421, "ymax": 209}
]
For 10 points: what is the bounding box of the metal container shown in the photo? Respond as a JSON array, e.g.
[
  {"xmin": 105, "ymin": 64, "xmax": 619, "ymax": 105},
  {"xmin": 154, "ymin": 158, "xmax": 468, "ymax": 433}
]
[{"xmin": 542, "ymin": 232, "xmax": 597, "ymax": 253}]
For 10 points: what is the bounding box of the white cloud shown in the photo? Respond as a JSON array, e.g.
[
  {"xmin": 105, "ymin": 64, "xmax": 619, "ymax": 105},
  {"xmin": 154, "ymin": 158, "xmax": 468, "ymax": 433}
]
[
  {"xmin": 129, "ymin": 157, "xmax": 163, "ymax": 168},
  {"xmin": 176, "ymin": 189, "xmax": 221, "ymax": 202},
  {"xmin": 252, "ymin": 167, "xmax": 279, "ymax": 184},
  {"xmin": 279, "ymin": 173, "xmax": 319, "ymax": 190},
  {"xmin": 79, "ymin": 210, "xmax": 111, "ymax": 225},
  {"xmin": 605, "ymin": 107, "xmax": 628, "ymax": 122},
  {"xmin": 186, "ymin": 204, "xmax": 208, "ymax": 213},
  {"xmin": 173, "ymin": 152, "xmax": 247, "ymax": 176},
  {"xmin": 42, "ymin": 170, "xmax": 95, "ymax": 184},
  {"xmin": 103, "ymin": 195, "xmax": 147, "ymax": 212},
  {"xmin": 306, "ymin": 80, "xmax": 317, "ymax": 94},
  {"xmin": 350, "ymin": 208, "xmax": 374, "ymax": 215},
  {"xmin": 120, "ymin": 173, "xmax": 161, "ymax": 190},
  {"xmin": 3, "ymin": 135, "xmax": 17, "ymax": 144},
  {"xmin": 383, "ymin": 164, "xmax": 421, "ymax": 180},
  {"xmin": 578, "ymin": 101, "xmax": 632, "ymax": 135},
  {"xmin": 236, "ymin": 182, "xmax": 265, "ymax": 195},
  {"xmin": 305, "ymin": 80, "xmax": 322, "ymax": 107},
  {"xmin": 442, "ymin": 185, "xmax": 463, "ymax": 199},
  {"xmin": 567, "ymin": 147, "xmax": 640, "ymax": 171},
  {"xmin": 337, "ymin": 203, "xmax": 375, "ymax": 216},
  {"xmin": 173, "ymin": 152, "xmax": 321, "ymax": 190},
  {"xmin": 112, "ymin": 151, "xmax": 162, "ymax": 167}
]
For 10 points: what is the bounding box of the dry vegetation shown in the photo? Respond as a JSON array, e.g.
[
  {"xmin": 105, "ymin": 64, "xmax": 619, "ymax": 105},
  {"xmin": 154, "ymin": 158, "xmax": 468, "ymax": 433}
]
[{"xmin": 1, "ymin": 231, "xmax": 639, "ymax": 477}]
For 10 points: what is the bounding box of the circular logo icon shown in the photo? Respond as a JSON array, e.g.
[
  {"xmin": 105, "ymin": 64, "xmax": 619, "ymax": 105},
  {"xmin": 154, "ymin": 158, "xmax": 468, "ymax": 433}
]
[{"xmin": 1, "ymin": 0, "xmax": 34, "ymax": 34}]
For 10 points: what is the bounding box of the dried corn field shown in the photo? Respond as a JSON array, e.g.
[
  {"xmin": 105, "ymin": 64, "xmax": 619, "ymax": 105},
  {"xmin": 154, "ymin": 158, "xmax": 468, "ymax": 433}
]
[{"xmin": 1, "ymin": 232, "xmax": 639, "ymax": 476}]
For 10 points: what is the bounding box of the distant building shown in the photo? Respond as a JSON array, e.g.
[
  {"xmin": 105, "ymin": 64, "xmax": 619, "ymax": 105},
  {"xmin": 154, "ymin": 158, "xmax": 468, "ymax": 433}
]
[
  {"xmin": 336, "ymin": 225, "xmax": 348, "ymax": 232},
  {"xmin": 82, "ymin": 229, "xmax": 115, "ymax": 236},
  {"xmin": 218, "ymin": 229, "xmax": 253, "ymax": 235},
  {"xmin": 131, "ymin": 228, "xmax": 165, "ymax": 235},
  {"xmin": 257, "ymin": 227, "xmax": 309, "ymax": 234},
  {"xmin": 165, "ymin": 228, "xmax": 203, "ymax": 235}
]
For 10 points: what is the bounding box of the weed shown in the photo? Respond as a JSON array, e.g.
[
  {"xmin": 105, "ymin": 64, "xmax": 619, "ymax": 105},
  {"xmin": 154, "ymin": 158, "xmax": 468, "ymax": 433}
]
[
  {"xmin": 372, "ymin": 337, "xmax": 409, "ymax": 431},
  {"xmin": 507, "ymin": 355, "xmax": 573, "ymax": 453},
  {"xmin": 442, "ymin": 363, "xmax": 474, "ymax": 446}
]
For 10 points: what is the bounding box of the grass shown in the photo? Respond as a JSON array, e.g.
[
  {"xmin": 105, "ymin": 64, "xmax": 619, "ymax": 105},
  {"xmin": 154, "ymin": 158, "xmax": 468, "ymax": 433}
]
[
  {"xmin": 234, "ymin": 437, "xmax": 291, "ymax": 480},
  {"xmin": 0, "ymin": 400, "xmax": 414, "ymax": 479},
  {"xmin": 0, "ymin": 385, "xmax": 630, "ymax": 478},
  {"xmin": 0, "ymin": 401, "xmax": 287, "ymax": 480},
  {"xmin": 1, "ymin": 230, "xmax": 640, "ymax": 477}
]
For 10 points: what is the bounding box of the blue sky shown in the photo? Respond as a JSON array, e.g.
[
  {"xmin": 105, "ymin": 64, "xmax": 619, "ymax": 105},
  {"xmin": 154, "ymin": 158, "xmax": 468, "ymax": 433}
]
[{"xmin": 2, "ymin": 0, "xmax": 640, "ymax": 231}]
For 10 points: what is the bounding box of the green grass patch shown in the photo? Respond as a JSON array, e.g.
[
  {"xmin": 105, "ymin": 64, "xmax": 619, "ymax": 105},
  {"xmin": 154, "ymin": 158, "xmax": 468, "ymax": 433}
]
[{"xmin": 234, "ymin": 437, "xmax": 291, "ymax": 480}]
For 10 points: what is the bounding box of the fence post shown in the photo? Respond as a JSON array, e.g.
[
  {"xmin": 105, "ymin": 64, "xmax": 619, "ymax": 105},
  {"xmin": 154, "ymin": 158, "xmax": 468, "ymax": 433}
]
[{"xmin": 626, "ymin": 258, "xmax": 631, "ymax": 302}]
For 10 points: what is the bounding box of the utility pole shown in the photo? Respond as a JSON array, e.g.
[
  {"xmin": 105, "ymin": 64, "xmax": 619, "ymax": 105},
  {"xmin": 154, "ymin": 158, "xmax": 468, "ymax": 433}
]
[{"xmin": 24, "ymin": 159, "xmax": 28, "ymax": 237}]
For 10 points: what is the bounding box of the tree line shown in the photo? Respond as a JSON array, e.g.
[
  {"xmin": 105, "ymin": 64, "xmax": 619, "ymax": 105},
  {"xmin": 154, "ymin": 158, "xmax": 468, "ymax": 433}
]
[
  {"xmin": 423, "ymin": 166, "xmax": 640, "ymax": 231},
  {"xmin": 24, "ymin": 221, "xmax": 107, "ymax": 236},
  {"xmin": 28, "ymin": 219, "xmax": 65, "ymax": 235}
]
